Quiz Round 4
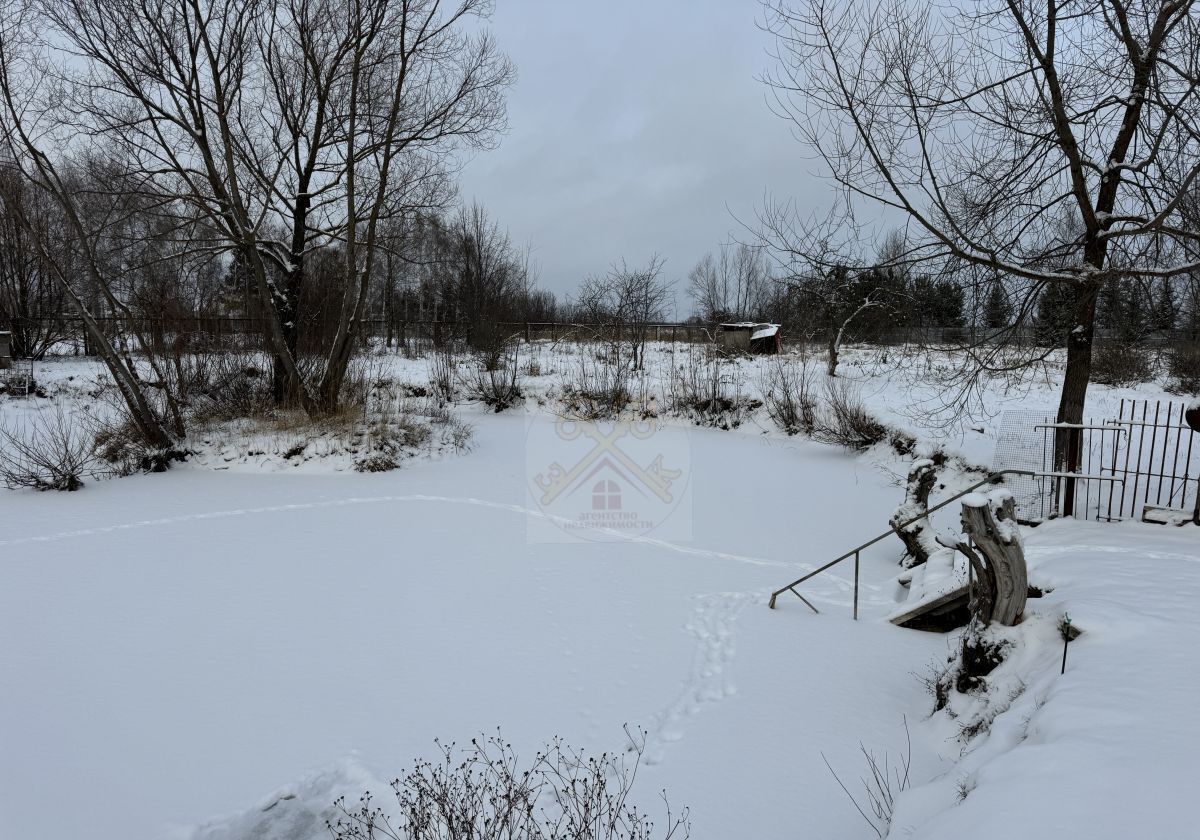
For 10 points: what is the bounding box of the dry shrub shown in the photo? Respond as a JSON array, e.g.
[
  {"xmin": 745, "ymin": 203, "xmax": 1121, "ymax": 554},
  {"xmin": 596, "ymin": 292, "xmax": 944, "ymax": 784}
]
[
  {"xmin": 186, "ymin": 352, "xmax": 275, "ymax": 422},
  {"xmin": 667, "ymin": 346, "xmax": 756, "ymax": 428},
  {"xmin": 560, "ymin": 351, "xmax": 633, "ymax": 420},
  {"xmin": 428, "ymin": 344, "xmax": 458, "ymax": 401},
  {"xmin": 439, "ymin": 414, "xmax": 475, "ymax": 453},
  {"xmin": 328, "ymin": 729, "xmax": 688, "ymax": 840},
  {"xmin": 0, "ymin": 403, "xmax": 96, "ymax": 491},
  {"xmin": 416, "ymin": 394, "xmax": 475, "ymax": 453},
  {"xmin": 81, "ymin": 380, "xmax": 189, "ymax": 473},
  {"xmin": 354, "ymin": 452, "xmax": 400, "ymax": 473},
  {"xmin": 822, "ymin": 720, "xmax": 911, "ymax": 839},
  {"xmin": 340, "ymin": 355, "xmax": 396, "ymax": 413},
  {"xmin": 1092, "ymin": 342, "xmax": 1153, "ymax": 386},
  {"xmin": 1166, "ymin": 343, "xmax": 1200, "ymax": 394},
  {"xmin": 467, "ymin": 343, "xmax": 523, "ymax": 412},
  {"xmin": 760, "ymin": 358, "xmax": 818, "ymax": 435},
  {"xmin": 813, "ymin": 378, "xmax": 890, "ymax": 451}
]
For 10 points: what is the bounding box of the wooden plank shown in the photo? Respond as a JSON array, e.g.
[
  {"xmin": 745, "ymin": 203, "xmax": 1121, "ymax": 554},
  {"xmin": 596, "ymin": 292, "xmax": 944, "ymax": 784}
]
[{"xmin": 887, "ymin": 581, "xmax": 969, "ymax": 627}]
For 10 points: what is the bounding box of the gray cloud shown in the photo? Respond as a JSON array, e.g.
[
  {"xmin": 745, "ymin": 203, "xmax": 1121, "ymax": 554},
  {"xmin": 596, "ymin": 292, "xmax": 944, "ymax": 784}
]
[{"xmin": 456, "ymin": 0, "xmax": 822, "ymax": 309}]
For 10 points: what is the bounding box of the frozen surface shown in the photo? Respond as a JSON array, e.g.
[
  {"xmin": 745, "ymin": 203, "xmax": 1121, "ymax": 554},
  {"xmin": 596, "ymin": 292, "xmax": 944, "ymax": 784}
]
[
  {"xmin": 1, "ymin": 344, "xmax": 1198, "ymax": 840},
  {"xmin": 1, "ymin": 412, "xmax": 943, "ymax": 839}
]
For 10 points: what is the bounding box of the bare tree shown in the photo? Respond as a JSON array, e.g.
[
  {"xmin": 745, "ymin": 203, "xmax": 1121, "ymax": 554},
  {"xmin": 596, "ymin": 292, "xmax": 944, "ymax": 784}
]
[
  {"xmin": 3, "ymin": 0, "xmax": 513, "ymax": 416},
  {"xmin": 763, "ymin": 0, "xmax": 1200, "ymax": 479},
  {"xmin": 687, "ymin": 242, "xmax": 773, "ymax": 323},
  {"xmin": 0, "ymin": 168, "xmax": 69, "ymax": 359},
  {"xmin": 777, "ymin": 262, "xmax": 900, "ymax": 375},
  {"xmin": 0, "ymin": 3, "xmax": 183, "ymax": 451},
  {"xmin": 440, "ymin": 202, "xmax": 528, "ymax": 347},
  {"xmin": 576, "ymin": 256, "xmax": 673, "ymax": 372}
]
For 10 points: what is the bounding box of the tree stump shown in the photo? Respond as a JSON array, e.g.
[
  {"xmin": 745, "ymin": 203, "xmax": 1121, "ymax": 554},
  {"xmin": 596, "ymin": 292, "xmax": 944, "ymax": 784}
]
[
  {"xmin": 891, "ymin": 459, "xmax": 939, "ymax": 568},
  {"xmin": 957, "ymin": 490, "xmax": 1027, "ymax": 626}
]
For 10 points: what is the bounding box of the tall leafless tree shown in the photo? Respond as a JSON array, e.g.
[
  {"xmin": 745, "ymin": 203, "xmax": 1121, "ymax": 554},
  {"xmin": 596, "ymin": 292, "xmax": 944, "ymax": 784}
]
[
  {"xmin": 688, "ymin": 242, "xmax": 773, "ymax": 323},
  {"xmin": 575, "ymin": 256, "xmax": 673, "ymax": 372},
  {"xmin": 763, "ymin": 0, "xmax": 1200, "ymax": 475},
  {"xmin": 0, "ymin": 169, "xmax": 69, "ymax": 359},
  {"xmin": 0, "ymin": 0, "xmax": 185, "ymax": 450},
  {"xmin": 2, "ymin": 0, "xmax": 512, "ymax": 416}
]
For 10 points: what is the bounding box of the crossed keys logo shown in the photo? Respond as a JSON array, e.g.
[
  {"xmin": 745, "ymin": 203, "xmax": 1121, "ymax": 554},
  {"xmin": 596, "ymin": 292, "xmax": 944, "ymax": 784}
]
[{"xmin": 534, "ymin": 418, "xmax": 682, "ymax": 506}]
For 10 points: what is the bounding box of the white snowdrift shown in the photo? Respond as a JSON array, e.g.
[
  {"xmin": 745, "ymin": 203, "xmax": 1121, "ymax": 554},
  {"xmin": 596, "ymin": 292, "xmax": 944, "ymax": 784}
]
[{"xmin": 892, "ymin": 519, "xmax": 1200, "ymax": 839}]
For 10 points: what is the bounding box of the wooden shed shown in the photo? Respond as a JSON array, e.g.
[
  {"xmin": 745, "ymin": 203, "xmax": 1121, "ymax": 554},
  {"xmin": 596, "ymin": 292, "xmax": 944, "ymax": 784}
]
[{"xmin": 717, "ymin": 322, "xmax": 781, "ymax": 354}]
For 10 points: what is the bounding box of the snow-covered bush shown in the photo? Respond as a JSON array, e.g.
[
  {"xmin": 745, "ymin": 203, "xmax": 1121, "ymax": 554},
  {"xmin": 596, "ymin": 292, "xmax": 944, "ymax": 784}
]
[
  {"xmin": 327, "ymin": 730, "xmax": 689, "ymax": 840},
  {"xmin": 813, "ymin": 378, "xmax": 890, "ymax": 450},
  {"xmin": 353, "ymin": 452, "xmax": 400, "ymax": 473},
  {"xmin": 760, "ymin": 358, "xmax": 818, "ymax": 435},
  {"xmin": 560, "ymin": 350, "xmax": 634, "ymax": 419},
  {"xmin": 0, "ymin": 403, "xmax": 98, "ymax": 491},
  {"xmin": 466, "ymin": 344, "xmax": 523, "ymax": 412},
  {"xmin": 666, "ymin": 346, "xmax": 757, "ymax": 428},
  {"xmin": 468, "ymin": 365, "xmax": 523, "ymax": 411},
  {"xmin": 438, "ymin": 413, "xmax": 475, "ymax": 453}
]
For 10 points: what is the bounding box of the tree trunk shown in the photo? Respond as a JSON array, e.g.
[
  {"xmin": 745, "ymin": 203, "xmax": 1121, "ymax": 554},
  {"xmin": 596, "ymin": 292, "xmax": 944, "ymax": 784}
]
[
  {"xmin": 891, "ymin": 460, "xmax": 939, "ymax": 568},
  {"xmin": 269, "ymin": 263, "xmax": 305, "ymax": 409},
  {"xmin": 1054, "ymin": 279, "xmax": 1102, "ymax": 516},
  {"xmin": 958, "ymin": 491, "xmax": 1027, "ymax": 626}
]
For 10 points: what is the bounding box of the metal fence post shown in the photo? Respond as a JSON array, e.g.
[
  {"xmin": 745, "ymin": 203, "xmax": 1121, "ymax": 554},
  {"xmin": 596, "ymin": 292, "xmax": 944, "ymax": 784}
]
[{"xmin": 853, "ymin": 550, "xmax": 860, "ymax": 621}]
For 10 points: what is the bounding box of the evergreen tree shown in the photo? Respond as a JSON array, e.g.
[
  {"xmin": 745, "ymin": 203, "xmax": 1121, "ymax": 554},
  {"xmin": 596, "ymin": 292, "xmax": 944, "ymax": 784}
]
[
  {"xmin": 909, "ymin": 275, "xmax": 965, "ymax": 332},
  {"xmin": 934, "ymin": 278, "xmax": 966, "ymax": 330},
  {"xmin": 1098, "ymin": 277, "xmax": 1151, "ymax": 342},
  {"xmin": 1151, "ymin": 277, "xmax": 1176, "ymax": 333},
  {"xmin": 1035, "ymin": 282, "xmax": 1077, "ymax": 346},
  {"xmin": 983, "ymin": 280, "xmax": 1012, "ymax": 329}
]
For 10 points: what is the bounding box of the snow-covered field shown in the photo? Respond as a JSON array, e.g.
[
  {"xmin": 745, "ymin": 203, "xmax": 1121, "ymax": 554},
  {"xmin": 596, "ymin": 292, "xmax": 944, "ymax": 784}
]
[{"xmin": 1, "ymin": 342, "xmax": 1196, "ymax": 839}]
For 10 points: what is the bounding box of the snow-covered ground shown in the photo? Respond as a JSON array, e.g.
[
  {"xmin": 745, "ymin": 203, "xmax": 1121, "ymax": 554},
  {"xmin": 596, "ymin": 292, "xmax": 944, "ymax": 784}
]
[{"xmin": 1, "ymin": 342, "xmax": 1196, "ymax": 839}]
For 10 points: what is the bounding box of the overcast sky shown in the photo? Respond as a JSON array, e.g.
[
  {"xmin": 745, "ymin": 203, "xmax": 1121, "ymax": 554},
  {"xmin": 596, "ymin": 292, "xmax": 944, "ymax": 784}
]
[{"xmin": 456, "ymin": 0, "xmax": 821, "ymax": 312}]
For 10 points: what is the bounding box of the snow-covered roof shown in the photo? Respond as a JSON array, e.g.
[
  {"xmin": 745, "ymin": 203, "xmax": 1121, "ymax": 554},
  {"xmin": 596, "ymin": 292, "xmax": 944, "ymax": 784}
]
[{"xmin": 718, "ymin": 322, "xmax": 780, "ymax": 338}]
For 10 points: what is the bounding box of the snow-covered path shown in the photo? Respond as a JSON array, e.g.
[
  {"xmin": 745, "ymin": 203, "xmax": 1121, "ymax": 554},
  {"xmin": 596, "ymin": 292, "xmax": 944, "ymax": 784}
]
[{"xmin": 0, "ymin": 413, "xmax": 944, "ymax": 840}]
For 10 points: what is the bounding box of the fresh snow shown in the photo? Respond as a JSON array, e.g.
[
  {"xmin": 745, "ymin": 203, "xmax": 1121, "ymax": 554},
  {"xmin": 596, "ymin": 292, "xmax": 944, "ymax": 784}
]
[
  {"xmin": 895, "ymin": 519, "xmax": 1200, "ymax": 839},
  {"xmin": 1, "ymin": 342, "xmax": 1197, "ymax": 840}
]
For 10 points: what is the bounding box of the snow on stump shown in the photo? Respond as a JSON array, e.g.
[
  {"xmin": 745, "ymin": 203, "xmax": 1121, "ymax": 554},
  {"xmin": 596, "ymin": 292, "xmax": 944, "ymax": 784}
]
[
  {"xmin": 890, "ymin": 458, "xmax": 939, "ymax": 568},
  {"xmin": 888, "ymin": 489, "xmax": 1027, "ymax": 631},
  {"xmin": 957, "ymin": 490, "xmax": 1027, "ymax": 626}
]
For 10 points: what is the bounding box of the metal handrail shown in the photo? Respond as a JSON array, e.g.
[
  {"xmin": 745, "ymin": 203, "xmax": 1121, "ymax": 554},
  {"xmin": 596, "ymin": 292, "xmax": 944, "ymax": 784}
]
[{"xmin": 767, "ymin": 469, "xmax": 1039, "ymax": 617}]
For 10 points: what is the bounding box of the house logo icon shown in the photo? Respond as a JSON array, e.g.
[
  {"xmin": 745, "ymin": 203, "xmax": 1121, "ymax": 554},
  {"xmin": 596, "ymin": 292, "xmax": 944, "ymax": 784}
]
[
  {"xmin": 526, "ymin": 415, "xmax": 691, "ymax": 543},
  {"xmin": 592, "ymin": 479, "xmax": 621, "ymax": 511}
]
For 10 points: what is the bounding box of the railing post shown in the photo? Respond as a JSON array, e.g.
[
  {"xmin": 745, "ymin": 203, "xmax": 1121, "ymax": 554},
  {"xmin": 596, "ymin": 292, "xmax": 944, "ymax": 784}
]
[{"xmin": 853, "ymin": 550, "xmax": 860, "ymax": 621}]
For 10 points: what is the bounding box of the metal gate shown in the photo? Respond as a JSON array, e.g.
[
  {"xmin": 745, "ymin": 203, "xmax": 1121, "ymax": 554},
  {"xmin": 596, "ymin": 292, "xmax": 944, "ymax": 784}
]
[{"xmin": 994, "ymin": 399, "xmax": 1200, "ymax": 524}]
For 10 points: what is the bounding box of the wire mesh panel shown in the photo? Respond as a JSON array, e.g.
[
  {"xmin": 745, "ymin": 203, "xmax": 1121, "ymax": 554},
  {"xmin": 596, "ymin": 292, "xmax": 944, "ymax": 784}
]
[{"xmin": 992, "ymin": 410, "xmax": 1054, "ymax": 522}]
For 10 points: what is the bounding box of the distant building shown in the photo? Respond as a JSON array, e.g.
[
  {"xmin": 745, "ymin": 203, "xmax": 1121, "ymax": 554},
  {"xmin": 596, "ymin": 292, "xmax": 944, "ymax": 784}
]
[{"xmin": 717, "ymin": 322, "xmax": 781, "ymax": 354}]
